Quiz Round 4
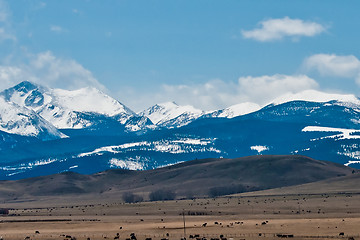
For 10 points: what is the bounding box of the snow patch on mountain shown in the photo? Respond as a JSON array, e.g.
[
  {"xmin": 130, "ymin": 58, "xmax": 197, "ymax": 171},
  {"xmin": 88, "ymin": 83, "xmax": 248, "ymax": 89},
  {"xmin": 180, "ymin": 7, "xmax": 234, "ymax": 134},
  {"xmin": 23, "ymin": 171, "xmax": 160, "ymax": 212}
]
[
  {"xmin": 0, "ymin": 96, "xmax": 66, "ymax": 139},
  {"xmin": 139, "ymin": 102, "xmax": 204, "ymax": 127},
  {"xmin": 78, "ymin": 137, "xmax": 220, "ymax": 157},
  {"xmin": 109, "ymin": 158, "xmax": 146, "ymax": 170},
  {"xmin": 208, "ymin": 102, "xmax": 261, "ymax": 118},
  {"xmin": 51, "ymin": 87, "xmax": 133, "ymax": 116},
  {"xmin": 302, "ymin": 126, "xmax": 360, "ymax": 140},
  {"xmin": 344, "ymin": 160, "xmax": 360, "ymax": 166},
  {"xmin": 0, "ymin": 158, "xmax": 61, "ymax": 177},
  {"xmin": 78, "ymin": 141, "xmax": 149, "ymax": 157},
  {"xmin": 250, "ymin": 145, "xmax": 269, "ymax": 154}
]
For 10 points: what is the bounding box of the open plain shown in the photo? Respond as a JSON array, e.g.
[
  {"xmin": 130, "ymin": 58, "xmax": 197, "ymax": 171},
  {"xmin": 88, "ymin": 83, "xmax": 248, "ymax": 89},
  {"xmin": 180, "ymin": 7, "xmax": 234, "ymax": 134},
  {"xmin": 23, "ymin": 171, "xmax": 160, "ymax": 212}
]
[{"xmin": 1, "ymin": 190, "xmax": 360, "ymax": 240}]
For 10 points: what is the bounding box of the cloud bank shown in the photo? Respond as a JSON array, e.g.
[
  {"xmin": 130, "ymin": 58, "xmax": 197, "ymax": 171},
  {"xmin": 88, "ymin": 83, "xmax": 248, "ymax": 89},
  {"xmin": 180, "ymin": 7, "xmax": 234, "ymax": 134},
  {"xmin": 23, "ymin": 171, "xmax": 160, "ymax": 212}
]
[
  {"xmin": 0, "ymin": 51, "xmax": 105, "ymax": 91},
  {"xmin": 0, "ymin": 0, "xmax": 15, "ymax": 42},
  {"xmin": 304, "ymin": 54, "xmax": 360, "ymax": 84},
  {"xmin": 242, "ymin": 17, "xmax": 326, "ymax": 42},
  {"xmin": 125, "ymin": 74, "xmax": 319, "ymax": 111}
]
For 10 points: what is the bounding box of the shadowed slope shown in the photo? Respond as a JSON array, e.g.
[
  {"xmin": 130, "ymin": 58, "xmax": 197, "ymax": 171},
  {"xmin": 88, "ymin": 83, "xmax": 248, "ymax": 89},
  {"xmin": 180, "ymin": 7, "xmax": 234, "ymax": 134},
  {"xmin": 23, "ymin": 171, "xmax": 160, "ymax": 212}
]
[{"xmin": 0, "ymin": 155, "xmax": 354, "ymax": 203}]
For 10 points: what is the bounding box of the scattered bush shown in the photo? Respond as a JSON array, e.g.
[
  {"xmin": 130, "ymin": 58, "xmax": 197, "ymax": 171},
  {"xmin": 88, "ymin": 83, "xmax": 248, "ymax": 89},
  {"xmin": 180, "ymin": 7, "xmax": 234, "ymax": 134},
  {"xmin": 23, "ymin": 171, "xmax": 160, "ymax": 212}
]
[
  {"xmin": 149, "ymin": 189, "xmax": 176, "ymax": 201},
  {"xmin": 0, "ymin": 208, "xmax": 9, "ymax": 215},
  {"xmin": 122, "ymin": 192, "xmax": 143, "ymax": 203},
  {"xmin": 208, "ymin": 185, "xmax": 259, "ymax": 197}
]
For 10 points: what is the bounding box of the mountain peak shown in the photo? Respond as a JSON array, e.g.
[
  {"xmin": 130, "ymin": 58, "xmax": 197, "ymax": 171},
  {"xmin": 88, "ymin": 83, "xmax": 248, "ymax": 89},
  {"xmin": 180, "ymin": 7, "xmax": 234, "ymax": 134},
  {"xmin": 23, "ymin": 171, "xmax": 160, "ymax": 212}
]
[
  {"xmin": 151, "ymin": 101, "xmax": 179, "ymax": 110},
  {"xmin": 140, "ymin": 102, "xmax": 203, "ymax": 126},
  {"xmin": 12, "ymin": 81, "xmax": 41, "ymax": 93},
  {"xmin": 1, "ymin": 82, "xmax": 138, "ymax": 130},
  {"xmin": 207, "ymin": 102, "xmax": 261, "ymax": 118}
]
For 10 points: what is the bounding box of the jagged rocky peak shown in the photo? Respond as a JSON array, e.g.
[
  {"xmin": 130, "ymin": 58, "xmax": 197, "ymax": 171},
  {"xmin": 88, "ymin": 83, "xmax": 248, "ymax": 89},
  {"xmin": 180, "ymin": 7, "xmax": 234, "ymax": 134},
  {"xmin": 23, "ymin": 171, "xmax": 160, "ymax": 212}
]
[
  {"xmin": 11, "ymin": 81, "xmax": 39, "ymax": 93},
  {"xmin": 2, "ymin": 81, "xmax": 44, "ymax": 108},
  {"xmin": 0, "ymin": 81, "xmax": 144, "ymax": 130},
  {"xmin": 139, "ymin": 101, "xmax": 204, "ymax": 126},
  {"xmin": 0, "ymin": 94, "xmax": 66, "ymax": 140}
]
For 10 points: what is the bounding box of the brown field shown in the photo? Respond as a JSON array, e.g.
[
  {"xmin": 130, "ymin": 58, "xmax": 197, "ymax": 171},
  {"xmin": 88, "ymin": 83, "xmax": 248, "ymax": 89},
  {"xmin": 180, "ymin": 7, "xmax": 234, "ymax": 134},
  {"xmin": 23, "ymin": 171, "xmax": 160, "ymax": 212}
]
[{"xmin": 1, "ymin": 191, "xmax": 360, "ymax": 240}]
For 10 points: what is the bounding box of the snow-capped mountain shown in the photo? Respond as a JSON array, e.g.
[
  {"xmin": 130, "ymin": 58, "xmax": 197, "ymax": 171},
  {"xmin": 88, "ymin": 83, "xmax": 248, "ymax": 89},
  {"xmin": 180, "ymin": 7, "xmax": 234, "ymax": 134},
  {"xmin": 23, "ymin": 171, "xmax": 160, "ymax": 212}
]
[
  {"xmin": 206, "ymin": 102, "xmax": 261, "ymax": 118},
  {"xmin": 0, "ymin": 95, "xmax": 66, "ymax": 140},
  {"xmin": 139, "ymin": 102, "xmax": 204, "ymax": 128},
  {"xmin": 1, "ymin": 81, "xmax": 153, "ymax": 132},
  {"xmin": 2, "ymin": 83, "xmax": 360, "ymax": 180}
]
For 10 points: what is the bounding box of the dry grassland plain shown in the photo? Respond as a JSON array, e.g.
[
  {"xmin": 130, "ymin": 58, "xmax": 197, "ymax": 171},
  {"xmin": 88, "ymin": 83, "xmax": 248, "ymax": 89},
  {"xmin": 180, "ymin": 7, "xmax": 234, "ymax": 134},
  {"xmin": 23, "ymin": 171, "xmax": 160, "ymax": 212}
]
[{"xmin": 1, "ymin": 192, "xmax": 360, "ymax": 240}]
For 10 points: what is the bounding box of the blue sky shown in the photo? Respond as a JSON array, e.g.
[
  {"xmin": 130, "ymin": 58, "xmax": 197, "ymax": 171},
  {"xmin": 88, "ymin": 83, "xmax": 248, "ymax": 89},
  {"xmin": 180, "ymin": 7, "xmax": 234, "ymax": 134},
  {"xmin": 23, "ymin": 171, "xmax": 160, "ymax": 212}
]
[{"xmin": 0, "ymin": 0, "xmax": 360, "ymax": 111}]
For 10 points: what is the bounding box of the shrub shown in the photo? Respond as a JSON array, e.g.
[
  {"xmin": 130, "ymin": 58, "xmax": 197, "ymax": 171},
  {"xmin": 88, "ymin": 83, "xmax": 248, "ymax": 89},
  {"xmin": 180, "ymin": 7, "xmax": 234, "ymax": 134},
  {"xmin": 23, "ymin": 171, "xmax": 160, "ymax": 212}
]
[
  {"xmin": 0, "ymin": 208, "xmax": 9, "ymax": 215},
  {"xmin": 122, "ymin": 192, "xmax": 143, "ymax": 203},
  {"xmin": 208, "ymin": 185, "xmax": 257, "ymax": 197},
  {"xmin": 149, "ymin": 189, "xmax": 176, "ymax": 201}
]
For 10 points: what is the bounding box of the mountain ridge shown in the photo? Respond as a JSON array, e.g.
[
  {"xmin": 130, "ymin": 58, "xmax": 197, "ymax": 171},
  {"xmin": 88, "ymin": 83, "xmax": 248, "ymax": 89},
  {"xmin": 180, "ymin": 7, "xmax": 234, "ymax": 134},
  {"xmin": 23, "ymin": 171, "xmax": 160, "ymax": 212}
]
[{"xmin": 0, "ymin": 155, "xmax": 354, "ymax": 202}]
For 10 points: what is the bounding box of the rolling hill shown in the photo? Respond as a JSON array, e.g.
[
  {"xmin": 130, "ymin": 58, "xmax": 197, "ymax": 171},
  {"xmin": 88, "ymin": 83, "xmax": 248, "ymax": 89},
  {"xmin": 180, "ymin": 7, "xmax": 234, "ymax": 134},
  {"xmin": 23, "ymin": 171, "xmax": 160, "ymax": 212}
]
[{"xmin": 0, "ymin": 155, "xmax": 354, "ymax": 203}]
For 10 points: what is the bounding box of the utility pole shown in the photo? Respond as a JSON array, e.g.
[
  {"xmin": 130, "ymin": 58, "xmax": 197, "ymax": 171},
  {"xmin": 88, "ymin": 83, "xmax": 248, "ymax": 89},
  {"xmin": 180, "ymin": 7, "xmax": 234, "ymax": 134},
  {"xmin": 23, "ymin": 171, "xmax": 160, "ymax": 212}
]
[{"xmin": 183, "ymin": 210, "xmax": 186, "ymax": 240}]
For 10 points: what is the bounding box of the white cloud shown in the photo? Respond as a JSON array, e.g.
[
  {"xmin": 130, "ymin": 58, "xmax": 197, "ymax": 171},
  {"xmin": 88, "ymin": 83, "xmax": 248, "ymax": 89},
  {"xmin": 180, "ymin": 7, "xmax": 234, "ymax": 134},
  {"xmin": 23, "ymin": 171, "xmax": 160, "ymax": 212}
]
[
  {"xmin": 0, "ymin": 51, "xmax": 106, "ymax": 91},
  {"xmin": 0, "ymin": 0, "xmax": 9, "ymax": 22},
  {"xmin": 0, "ymin": 0, "xmax": 15, "ymax": 42},
  {"xmin": 0, "ymin": 66, "xmax": 25, "ymax": 90},
  {"xmin": 303, "ymin": 54, "xmax": 360, "ymax": 80},
  {"xmin": 124, "ymin": 74, "xmax": 319, "ymax": 112},
  {"xmin": 50, "ymin": 25, "xmax": 66, "ymax": 33},
  {"xmin": 237, "ymin": 74, "xmax": 319, "ymax": 103},
  {"xmin": 242, "ymin": 17, "xmax": 326, "ymax": 42},
  {"xmin": 0, "ymin": 27, "xmax": 15, "ymax": 41}
]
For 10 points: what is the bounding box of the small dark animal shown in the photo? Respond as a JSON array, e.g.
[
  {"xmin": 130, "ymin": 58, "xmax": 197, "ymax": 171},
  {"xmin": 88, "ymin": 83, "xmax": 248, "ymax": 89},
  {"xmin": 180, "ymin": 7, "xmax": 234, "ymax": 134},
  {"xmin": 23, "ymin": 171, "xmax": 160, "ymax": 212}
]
[{"xmin": 202, "ymin": 223, "xmax": 207, "ymax": 227}]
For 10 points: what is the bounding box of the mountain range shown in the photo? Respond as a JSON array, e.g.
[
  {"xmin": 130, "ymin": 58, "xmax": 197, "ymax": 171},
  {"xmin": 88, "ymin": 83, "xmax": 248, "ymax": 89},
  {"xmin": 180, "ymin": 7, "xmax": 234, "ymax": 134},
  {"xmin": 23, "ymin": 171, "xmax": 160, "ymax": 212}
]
[{"xmin": 1, "ymin": 81, "xmax": 360, "ymax": 180}]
